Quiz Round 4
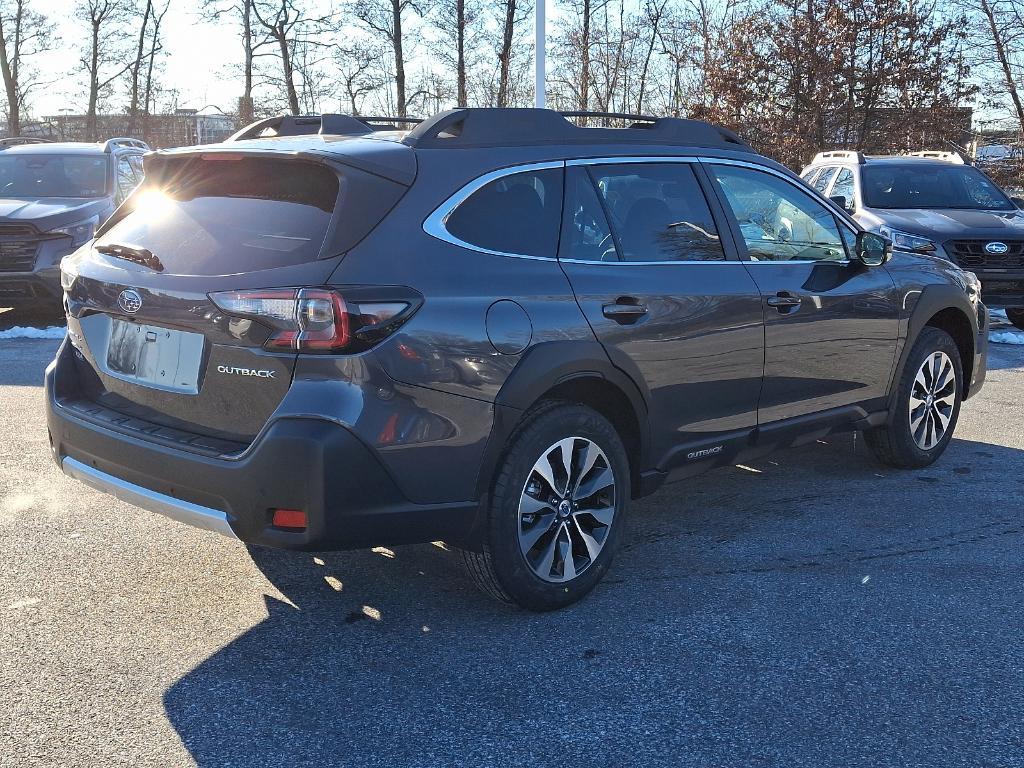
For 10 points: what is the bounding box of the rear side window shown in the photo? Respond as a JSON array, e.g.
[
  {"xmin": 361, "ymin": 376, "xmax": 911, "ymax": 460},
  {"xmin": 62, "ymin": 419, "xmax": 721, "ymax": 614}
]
[
  {"xmin": 585, "ymin": 162, "xmax": 725, "ymax": 262},
  {"xmin": 445, "ymin": 168, "xmax": 563, "ymax": 257},
  {"xmin": 831, "ymin": 168, "xmax": 855, "ymax": 205},
  {"xmin": 97, "ymin": 157, "xmax": 402, "ymax": 276}
]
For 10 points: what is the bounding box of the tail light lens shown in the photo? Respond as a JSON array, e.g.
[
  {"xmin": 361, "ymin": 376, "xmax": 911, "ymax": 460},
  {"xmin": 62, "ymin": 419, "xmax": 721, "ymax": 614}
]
[{"xmin": 210, "ymin": 287, "xmax": 416, "ymax": 353}]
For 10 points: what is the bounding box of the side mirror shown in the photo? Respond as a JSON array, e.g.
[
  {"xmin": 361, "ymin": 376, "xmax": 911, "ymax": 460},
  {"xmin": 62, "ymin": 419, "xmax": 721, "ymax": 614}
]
[
  {"xmin": 830, "ymin": 194, "xmax": 854, "ymax": 213},
  {"xmin": 1011, "ymin": 196, "xmax": 1024, "ymax": 209},
  {"xmin": 856, "ymin": 231, "xmax": 891, "ymax": 267}
]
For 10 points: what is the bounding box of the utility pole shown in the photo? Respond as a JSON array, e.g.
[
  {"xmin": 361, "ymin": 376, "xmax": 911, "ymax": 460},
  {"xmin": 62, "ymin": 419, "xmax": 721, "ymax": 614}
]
[{"xmin": 535, "ymin": 0, "xmax": 545, "ymax": 108}]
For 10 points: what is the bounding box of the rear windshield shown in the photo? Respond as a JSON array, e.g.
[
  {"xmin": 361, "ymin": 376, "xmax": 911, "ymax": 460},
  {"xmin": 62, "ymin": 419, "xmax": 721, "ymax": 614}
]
[
  {"xmin": 0, "ymin": 154, "xmax": 108, "ymax": 198},
  {"xmin": 96, "ymin": 156, "xmax": 398, "ymax": 276},
  {"xmin": 862, "ymin": 164, "xmax": 1014, "ymax": 211}
]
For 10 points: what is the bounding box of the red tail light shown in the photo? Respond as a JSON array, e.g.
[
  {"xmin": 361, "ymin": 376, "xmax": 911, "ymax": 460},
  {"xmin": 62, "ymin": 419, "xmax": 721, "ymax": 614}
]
[
  {"xmin": 210, "ymin": 287, "xmax": 416, "ymax": 353},
  {"xmin": 272, "ymin": 508, "xmax": 308, "ymax": 530}
]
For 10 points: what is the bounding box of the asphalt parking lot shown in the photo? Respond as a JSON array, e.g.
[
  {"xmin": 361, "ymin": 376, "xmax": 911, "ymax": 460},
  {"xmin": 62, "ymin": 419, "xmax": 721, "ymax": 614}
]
[{"xmin": 1, "ymin": 310, "xmax": 1023, "ymax": 768}]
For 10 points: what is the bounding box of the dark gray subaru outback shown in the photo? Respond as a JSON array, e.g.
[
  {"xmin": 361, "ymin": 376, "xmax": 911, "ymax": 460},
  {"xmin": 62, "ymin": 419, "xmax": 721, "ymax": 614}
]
[{"xmin": 46, "ymin": 109, "xmax": 987, "ymax": 610}]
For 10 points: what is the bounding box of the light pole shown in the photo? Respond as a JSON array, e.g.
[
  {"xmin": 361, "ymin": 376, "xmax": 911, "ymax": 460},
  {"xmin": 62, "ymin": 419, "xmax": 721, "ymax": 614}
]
[{"xmin": 535, "ymin": 0, "xmax": 545, "ymax": 109}]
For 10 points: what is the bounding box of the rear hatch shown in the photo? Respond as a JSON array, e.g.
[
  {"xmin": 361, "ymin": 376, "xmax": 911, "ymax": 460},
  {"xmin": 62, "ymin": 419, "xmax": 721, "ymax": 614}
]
[{"xmin": 60, "ymin": 147, "xmax": 411, "ymax": 445}]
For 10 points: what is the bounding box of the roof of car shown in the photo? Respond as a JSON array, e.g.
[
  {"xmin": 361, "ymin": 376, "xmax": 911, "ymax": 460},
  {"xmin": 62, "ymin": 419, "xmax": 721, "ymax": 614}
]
[{"xmin": 0, "ymin": 141, "xmax": 108, "ymax": 155}]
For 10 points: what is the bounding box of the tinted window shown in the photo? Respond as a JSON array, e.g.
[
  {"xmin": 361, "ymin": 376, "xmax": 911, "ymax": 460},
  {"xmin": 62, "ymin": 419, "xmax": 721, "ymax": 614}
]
[
  {"xmin": 559, "ymin": 166, "xmax": 616, "ymax": 262},
  {"xmin": 586, "ymin": 163, "xmax": 725, "ymax": 262},
  {"xmin": 446, "ymin": 168, "xmax": 563, "ymax": 257},
  {"xmin": 116, "ymin": 158, "xmax": 139, "ymax": 203},
  {"xmin": 831, "ymin": 168, "xmax": 854, "ymax": 206},
  {"xmin": 812, "ymin": 166, "xmax": 838, "ymax": 193},
  {"xmin": 801, "ymin": 168, "xmax": 820, "ymax": 182},
  {"xmin": 97, "ymin": 157, "xmax": 342, "ymax": 276},
  {"xmin": 861, "ymin": 164, "xmax": 1014, "ymax": 210},
  {"xmin": 709, "ymin": 164, "xmax": 847, "ymax": 262},
  {"xmin": 0, "ymin": 154, "xmax": 108, "ymax": 198}
]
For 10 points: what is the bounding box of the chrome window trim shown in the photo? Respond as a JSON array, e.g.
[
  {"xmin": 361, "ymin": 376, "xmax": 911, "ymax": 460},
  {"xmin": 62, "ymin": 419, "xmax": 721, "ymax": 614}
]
[
  {"xmin": 700, "ymin": 157, "xmax": 857, "ymax": 265},
  {"xmin": 422, "ymin": 160, "xmax": 566, "ymax": 260},
  {"xmin": 567, "ymin": 156, "xmax": 701, "ymax": 166}
]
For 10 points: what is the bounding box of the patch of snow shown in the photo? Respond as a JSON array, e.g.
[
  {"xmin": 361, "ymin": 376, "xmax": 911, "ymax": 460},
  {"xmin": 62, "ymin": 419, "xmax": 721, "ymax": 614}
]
[
  {"xmin": 990, "ymin": 309, "xmax": 1008, "ymax": 320},
  {"xmin": 0, "ymin": 325, "xmax": 66, "ymax": 339},
  {"xmin": 989, "ymin": 331, "xmax": 1024, "ymax": 345}
]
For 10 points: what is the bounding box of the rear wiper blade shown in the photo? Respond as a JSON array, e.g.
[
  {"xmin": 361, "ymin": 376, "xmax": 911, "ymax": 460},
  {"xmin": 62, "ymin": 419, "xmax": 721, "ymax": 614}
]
[{"xmin": 95, "ymin": 242, "xmax": 164, "ymax": 272}]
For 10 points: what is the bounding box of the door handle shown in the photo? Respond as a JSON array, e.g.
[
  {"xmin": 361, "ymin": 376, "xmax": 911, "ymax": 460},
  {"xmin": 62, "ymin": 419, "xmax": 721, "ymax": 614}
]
[
  {"xmin": 602, "ymin": 299, "xmax": 648, "ymax": 323},
  {"xmin": 766, "ymin": 292, "xmax": 802, "ymax": 313}
]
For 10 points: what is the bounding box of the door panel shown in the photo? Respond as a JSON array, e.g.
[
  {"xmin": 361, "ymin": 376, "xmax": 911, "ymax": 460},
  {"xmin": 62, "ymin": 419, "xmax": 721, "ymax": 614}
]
[
  {"xmin": 558, "ymin": 163, "xmax": 765, "ymax": 470},
  {"xmin": 704, "ymin": 161, "xmax": 900, "ymax": 423}
]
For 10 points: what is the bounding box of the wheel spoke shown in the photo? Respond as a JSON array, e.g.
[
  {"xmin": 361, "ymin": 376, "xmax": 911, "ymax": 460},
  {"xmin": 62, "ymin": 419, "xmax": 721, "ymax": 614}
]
[
  {"xmin": 519, "ymin": 513, "xmax": 557, "ymax": 554},
  {"xmin": 558, "ymin": 532, "xmax": 576, "ymax": 580},
  {"xmin": 933, "ymin": 404, "xmax": 952, "ymax": 430},
  {"xmin": 571, "ymin": 441, "xmax": 601, "ymax": 497},
  {"xmin": 571, "ymin": 516, "xmax": 602, "ymax": 561},
  {"xmin": 519, "ymin": 494, "xmax": 552, "ymax": 517},
  {"xmin": 533, "ymin": 525, "xmax": 561, "ymax": 579},
  {"xmin": 576, "ymin": 465, "xmax": 614, "ymax": 501},
  {"xmin": 577, "ymin": 503, "xmax": 614, "ymax": 527},
  {"xmin": 531, "ymin": 453, "xmax": 562, "ymax": 498}
]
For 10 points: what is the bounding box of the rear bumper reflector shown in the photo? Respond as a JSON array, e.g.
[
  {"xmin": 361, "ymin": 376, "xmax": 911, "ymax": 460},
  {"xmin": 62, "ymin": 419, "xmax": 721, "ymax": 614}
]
[{"xmin": 61, "ymin": 456, "xmax": 238, "ymax": 539}]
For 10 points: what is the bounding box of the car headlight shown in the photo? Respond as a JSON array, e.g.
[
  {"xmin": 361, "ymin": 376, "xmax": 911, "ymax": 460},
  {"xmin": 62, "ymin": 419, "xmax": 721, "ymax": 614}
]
[
  {"xmin": 48, "ymin": 215, "xmax": 99, "ymax": 247},
  {"xmin": 880, "ymin": 227, "xmax": 936, "ymax": 253}
]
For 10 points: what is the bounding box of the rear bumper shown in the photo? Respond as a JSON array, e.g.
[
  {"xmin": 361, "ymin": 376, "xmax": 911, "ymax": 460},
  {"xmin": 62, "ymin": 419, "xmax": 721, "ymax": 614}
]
[{"xmin": 45, "ymin": 348, "xmax": 480, "ymax": 550}]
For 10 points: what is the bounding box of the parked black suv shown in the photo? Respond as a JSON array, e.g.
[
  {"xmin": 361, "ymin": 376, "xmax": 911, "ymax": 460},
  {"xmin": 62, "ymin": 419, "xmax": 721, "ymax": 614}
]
[
  {"xmin": 46, "ymin": 110, "xmax": 986, "ymax": 610},
  {"xmin": 0, "ymin": 136, "xmax": 148, "ymax": 308},
  {"xmin": 801, "ymin": 150, "xmax": 1024, "ymax": 328}
]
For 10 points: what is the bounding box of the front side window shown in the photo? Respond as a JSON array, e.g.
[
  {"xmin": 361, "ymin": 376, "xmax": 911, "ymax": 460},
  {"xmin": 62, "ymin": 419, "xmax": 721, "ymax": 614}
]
[
  {"xmin": 861, "ymin": 164, "xmax": 1014, "ymax": 211},
  {"xmin": 709, "ymin": 164, "xmax": 847, "ymax": 262},
  {"xmin": 830, "ymin": 168, "xmax": 855, "ymax": 207},
  {"xmin": 585, "ymin": 162, "xmax": 725, "ymax": 262},
  {"xmin": 0, "ymin": 154, "xmax": 108, "ymax": 198},
  {"xmin": 445, "ymin": 168, "xmax": 563, "ymax": 258},
  {"xmin": 116, "ymin": 158, "xmax": 139, "ymax": 203},
  {"xmin": 812, "ymin": 166, "xmax": 838, "ymax": 194}
]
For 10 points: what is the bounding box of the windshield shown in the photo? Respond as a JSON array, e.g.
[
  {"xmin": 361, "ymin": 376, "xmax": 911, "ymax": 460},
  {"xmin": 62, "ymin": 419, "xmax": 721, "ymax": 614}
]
[
  {"xmin": 0, "ymin": 154, "xmax": 109, "ymax": 198},
  {"xmin": 862, "ymin": 164, "xmax": 1014, "ymax": 211}
]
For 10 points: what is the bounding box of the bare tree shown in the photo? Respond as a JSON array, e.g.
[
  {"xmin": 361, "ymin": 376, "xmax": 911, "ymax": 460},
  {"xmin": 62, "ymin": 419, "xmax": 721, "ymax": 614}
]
[
  {"xmin": 0, "ymin": 0, "xmax": 54, "ymax": 134},
  {"xmin": 353, "ymin": 0, "xmax": 420, "ymax": 116},
  {"xmin": 202, "ymin": 0, "xmax": 264, "ymax": 121},
  {"xmin": 336, "ymin": 42, "xmax": 385, "ymax": 114},
  {"xmin": 428, "ymin": 0, "xmax": 482, "ymax": 107},
  {"xmin": 78, "ymin": 0, "xmax": 133, "ymax": 141}
]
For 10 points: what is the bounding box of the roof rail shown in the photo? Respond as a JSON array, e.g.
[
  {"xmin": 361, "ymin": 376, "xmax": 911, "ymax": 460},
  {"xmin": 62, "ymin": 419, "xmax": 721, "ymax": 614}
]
[
  {"xmin": 0, "ymin": 136, "xmax": 53, "ymax": 147},
  {"xmin": 811, "ymin": 150, "xmax": 865, "ymax": 165},
  {"xmin": 103, "ymin": 137, "xmax": 150, "ymax": 152},
  {"xmin": 226, "ymin": 113, "xmax": 422, "ymax": 142},
  {"xmin": 906, "ymin": 150, "xmax": 965, "ymax": 164},
  {"xmin": 402, "ymin": 108, "xmax": 753, "ymax": 151}
]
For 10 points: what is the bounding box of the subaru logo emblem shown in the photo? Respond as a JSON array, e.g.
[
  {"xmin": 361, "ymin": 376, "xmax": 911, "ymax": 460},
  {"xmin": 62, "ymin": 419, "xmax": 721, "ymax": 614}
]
[
  {"xmin": 117, "ymin": 289, "xmax": 143, "ymax": 314},
  {"xmin": 985, "ymin": 241, "xmax": 1009, "ymax": 255}
]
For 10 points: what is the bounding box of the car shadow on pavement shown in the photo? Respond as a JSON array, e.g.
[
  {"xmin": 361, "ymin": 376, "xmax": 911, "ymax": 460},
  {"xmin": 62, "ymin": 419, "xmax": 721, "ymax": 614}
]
[{"xmin": 163, "ymin": 433, "xmax": 1024, "ymax": 767}]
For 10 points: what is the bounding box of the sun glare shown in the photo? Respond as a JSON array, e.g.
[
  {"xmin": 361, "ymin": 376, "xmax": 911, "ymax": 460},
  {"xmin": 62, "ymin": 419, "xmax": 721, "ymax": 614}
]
[{"xmin": 133, "ymin": 189, "xmax": 176, "ymax": 220}]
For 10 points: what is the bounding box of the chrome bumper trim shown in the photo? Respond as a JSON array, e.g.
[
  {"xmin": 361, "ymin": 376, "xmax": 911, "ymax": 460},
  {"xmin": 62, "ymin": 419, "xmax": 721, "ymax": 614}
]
[{"xmin": 61, "ymin": 457, "xmax": 238, "ymax": 539}]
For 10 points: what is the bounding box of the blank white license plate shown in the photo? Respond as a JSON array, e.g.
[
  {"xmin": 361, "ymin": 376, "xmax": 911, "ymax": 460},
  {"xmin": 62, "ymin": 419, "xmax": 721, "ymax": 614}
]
[{"xmin": 106, "ymin": 319, "xmax": 204, "ymax": 394}]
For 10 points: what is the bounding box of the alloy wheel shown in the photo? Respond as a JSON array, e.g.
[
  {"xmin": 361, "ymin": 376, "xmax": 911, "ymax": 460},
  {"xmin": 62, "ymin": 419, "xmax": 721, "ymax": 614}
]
[
  {"xmin": 909, "ymin": 351, "xmax": 957, "ymax": 450},
  {"xmin": 518, "ymin": 437, "xmax": 616, "ymax": 583}
]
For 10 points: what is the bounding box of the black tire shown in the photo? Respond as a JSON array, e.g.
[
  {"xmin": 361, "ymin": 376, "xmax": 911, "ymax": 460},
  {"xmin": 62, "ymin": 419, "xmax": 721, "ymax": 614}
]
[
  {"xmin": 462, "ymin": 400, "xmax": 630, "ymax": 611},
  {"xmin": 865, "ymin": 327, "xmax": 962, "ymax": 469},
  {"xmin": 1006, "ymin": 308, "xmax": 1024, "ymax": 330}
]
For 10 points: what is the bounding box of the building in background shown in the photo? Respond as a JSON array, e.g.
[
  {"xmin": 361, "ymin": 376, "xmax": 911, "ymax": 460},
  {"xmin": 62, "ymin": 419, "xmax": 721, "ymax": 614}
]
[{"xmin": 4, "ymin": 109, "xmax": 237, "ymax": 148}]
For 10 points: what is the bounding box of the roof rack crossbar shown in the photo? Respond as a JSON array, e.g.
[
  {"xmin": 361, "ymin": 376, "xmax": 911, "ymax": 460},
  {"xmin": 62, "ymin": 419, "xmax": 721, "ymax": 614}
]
[
  {"xmin": 812, "ymin": 149, "xmax": 865, "ymax": 164},
  {"xmin": 227, "ymin": 113, "xmax": 423, "ymax": 142},
  {"xmin": 103, "ymin": 137, "xmax": 150, "ymax": 152},
  {"xmin": 403, "ymin": 108, "xmax": 754, "ymax": 152},
  {"xmin": 906, "ymin": 150, "xmax": 965, "ymax": 164},
  {"xmin": 0, "ymin": 136, "xmax": 53, "ymax": 147}
]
